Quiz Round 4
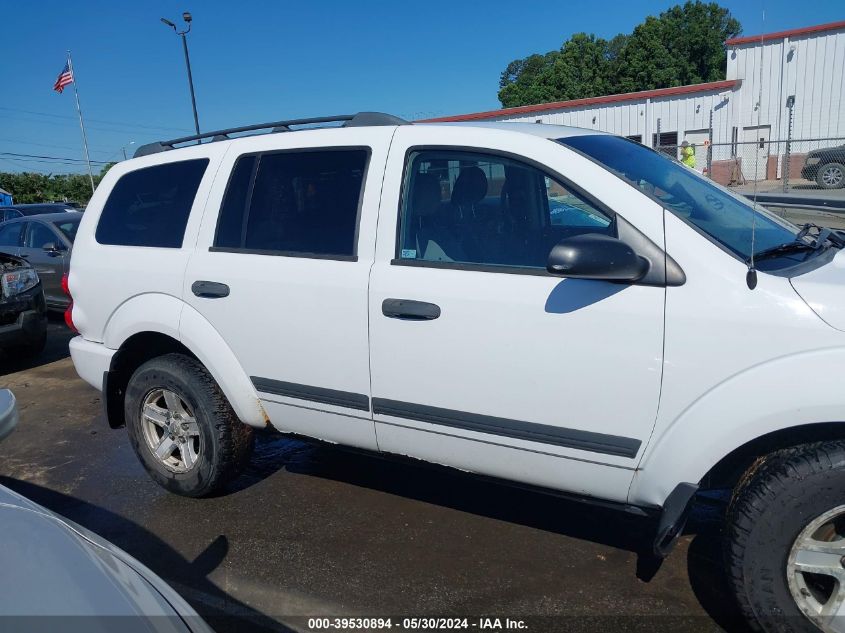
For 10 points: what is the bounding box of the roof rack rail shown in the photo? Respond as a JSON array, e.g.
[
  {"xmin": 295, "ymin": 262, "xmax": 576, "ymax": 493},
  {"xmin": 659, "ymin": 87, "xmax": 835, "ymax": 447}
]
[{"xmin": 134, "ymin": 111, "xmax": 408, "ymax": 158}]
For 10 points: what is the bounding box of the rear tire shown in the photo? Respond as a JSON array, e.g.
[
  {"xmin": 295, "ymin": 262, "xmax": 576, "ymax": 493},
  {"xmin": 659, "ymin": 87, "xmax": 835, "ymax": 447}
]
[
  {"xmin": 725, "ymin": 440, "xmax": 845, "ymax": 632},
  {"xmin": 124, "ymin": 353, "xmax": 254, "ymax": 497}
]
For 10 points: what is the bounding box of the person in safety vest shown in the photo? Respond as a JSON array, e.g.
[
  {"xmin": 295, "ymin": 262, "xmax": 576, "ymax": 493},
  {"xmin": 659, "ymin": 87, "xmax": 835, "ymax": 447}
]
[{"xmin": 680, "ymin": 140, "xmax": 696, "ymax": 169}]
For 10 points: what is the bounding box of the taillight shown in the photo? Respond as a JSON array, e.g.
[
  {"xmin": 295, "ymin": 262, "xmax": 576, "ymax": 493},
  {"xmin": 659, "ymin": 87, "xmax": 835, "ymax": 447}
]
[{"xmin": 61, "ymin": 273, "xmax": 77, "ymax": 333}]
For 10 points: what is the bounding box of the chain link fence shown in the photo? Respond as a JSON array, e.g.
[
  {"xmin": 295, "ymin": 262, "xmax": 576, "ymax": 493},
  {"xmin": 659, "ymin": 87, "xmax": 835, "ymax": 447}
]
[{"xmin": 654, "ymin": 138, "xmax": 845, "ymax": 195}]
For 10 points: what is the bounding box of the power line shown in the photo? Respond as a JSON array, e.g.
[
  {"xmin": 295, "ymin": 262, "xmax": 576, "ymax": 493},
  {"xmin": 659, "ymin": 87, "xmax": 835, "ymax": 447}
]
[
  {"xmin": 0, "ymin": 158, "xmax": 97, "ymax": 170},
  {"xmin": 1, "ymin": 157, "xmax": 97, "ymax": 166},
  {"xmin": 0, "ymin": 106, "xmax": 192, "ymax": 134},
  {"xmin": 0, "ymin": 136, "xmax": 115, "ymax": 156},
  {"xmin": 0, "ymin": 113, "xmax": 177, "ymax": 138},
  {"xmin": 0, "ymin": 152, "xmax": 110, "ymax": 165}
]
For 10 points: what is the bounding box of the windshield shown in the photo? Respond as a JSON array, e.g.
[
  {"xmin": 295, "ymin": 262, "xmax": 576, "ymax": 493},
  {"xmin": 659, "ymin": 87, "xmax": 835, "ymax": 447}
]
[
  {"xmin": 557, "ymin": 135, "xmax": 803, "ymax": 267},
  {"xmin": 53, "ymin": 218, "xmax": 80, "ymax": 243}
]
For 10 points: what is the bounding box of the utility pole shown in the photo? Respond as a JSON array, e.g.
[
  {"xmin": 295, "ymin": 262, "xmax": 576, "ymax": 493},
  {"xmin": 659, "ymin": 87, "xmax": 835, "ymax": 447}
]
[
  {"xmin": 783, "ymin": 95, "xmax": 795, "ymax": 193},
  {"xmin": 707, "ymin": 108, "xmax": 714, "ymax": 179}
]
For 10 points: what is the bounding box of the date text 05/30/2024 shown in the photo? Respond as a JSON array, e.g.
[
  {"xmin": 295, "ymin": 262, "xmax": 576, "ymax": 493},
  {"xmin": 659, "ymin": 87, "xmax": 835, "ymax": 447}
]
[{"xmin": 306, "ymin": 617, "xmax": 528, "ymax": 630}]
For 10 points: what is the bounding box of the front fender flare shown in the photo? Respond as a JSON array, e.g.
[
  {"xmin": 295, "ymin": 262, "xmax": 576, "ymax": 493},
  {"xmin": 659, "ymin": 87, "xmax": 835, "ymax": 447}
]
[{"xmin": 629, "ymin": 347, "xmax": 845, "ymax": 506}]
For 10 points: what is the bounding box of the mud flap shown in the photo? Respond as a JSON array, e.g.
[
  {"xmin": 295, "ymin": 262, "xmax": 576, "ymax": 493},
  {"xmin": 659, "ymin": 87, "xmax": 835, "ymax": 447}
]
[
  {"xmin": 653, "ymin": 482, "xmax": 698, "ymax": 557},
  {"xmin": 102, "ymin": 369, "xmax": 126, "ymax": 429}
]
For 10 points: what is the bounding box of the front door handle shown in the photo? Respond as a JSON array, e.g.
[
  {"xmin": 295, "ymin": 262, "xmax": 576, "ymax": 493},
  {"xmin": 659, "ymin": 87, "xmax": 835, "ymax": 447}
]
[
  {"xmin": 382, "ymin": 298, "xmax": 441, "ymax": 320},
  {"xmin": 192, "ymin": 280, "xmax": 230, "ymax": 298}
]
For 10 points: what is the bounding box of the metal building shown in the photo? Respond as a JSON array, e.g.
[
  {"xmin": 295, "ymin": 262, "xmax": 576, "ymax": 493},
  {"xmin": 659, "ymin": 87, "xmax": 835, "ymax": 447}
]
[{"xmin": 426, "ymin": 19, "xmax": 845, "ymax": 185}]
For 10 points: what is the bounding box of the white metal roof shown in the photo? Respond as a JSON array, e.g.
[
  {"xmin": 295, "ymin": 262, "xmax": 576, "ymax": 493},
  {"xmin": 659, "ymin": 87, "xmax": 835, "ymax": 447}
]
[{"xmin": 417, "ymin": 120, "xmax": 608, "ymax": 139}]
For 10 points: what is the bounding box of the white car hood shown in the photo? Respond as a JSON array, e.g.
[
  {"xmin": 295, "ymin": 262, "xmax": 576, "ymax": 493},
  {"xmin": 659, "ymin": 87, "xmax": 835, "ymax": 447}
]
[{"xmin": 791, "ymin": 248, "xmax": 845, "ymax": 331}]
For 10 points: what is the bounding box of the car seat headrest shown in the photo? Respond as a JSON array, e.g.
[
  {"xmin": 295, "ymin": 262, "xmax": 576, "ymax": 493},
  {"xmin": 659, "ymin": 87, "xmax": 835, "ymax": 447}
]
[{"xmin": 451, "ymin": 166, "xmax": 488, "ymax": 207}]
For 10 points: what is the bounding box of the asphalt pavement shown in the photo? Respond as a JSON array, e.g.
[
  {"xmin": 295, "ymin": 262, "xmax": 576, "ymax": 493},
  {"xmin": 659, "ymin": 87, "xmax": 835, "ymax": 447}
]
[{"xmin": 0, "ymin": 319, "xmax": 747, "ymax": 632}]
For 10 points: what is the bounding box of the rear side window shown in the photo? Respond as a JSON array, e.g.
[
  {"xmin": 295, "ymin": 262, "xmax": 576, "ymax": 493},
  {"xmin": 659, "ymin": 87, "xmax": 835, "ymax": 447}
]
[
  {"xmin": 96, "ymin": 159, "xmax": 209, "ymax": 248},
  {"xmin": 54, "ymin": 219, "xmax": 80, "ymax": 243},
  {"xmin": 24, "ymin": 222, "xmax": 57, "ymax": 249},
  {"xmin": 0, "ymin": 222, "xmax": 23, "ymax": 247},
  {"xmin": 214, "ymin": 149, "xmax": 368, "ymax": 259}
]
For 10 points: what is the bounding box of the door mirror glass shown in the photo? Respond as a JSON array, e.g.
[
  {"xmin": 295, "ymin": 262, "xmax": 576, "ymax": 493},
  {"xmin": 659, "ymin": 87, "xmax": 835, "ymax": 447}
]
[{"xmin": 546, "ymin": 233, "xmax": 649, "ymax": 282}]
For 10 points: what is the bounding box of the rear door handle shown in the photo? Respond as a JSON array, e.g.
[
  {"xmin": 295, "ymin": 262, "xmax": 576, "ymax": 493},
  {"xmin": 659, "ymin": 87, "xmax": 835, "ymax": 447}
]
[
  {"xmin": 191, "ymin": 280, "xmax": 230, "ymax": 298},
  {"xmin": 382, "ymin": 298, "xmax": 441, "ymax": 320}
]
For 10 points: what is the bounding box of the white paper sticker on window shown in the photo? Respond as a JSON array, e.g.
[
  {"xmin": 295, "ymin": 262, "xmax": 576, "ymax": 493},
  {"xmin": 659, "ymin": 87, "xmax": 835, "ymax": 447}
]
[{"xmin": 401, "ymin": 249, "xmax": 417, "ymax": 259}]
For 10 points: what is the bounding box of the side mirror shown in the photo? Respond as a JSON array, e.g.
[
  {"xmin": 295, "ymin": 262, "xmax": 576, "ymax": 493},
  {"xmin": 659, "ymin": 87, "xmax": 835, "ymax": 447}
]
[
  {"xmin": 547, "ymin": 233, "xmax": 649, "ymax": 282},
  {"xmin": 0, "ymin": 389, "xmax": 18, "ymax": 443},
  {"xmin": 43, "ymin": 242, "xmax": 63, "ymax": 255}
]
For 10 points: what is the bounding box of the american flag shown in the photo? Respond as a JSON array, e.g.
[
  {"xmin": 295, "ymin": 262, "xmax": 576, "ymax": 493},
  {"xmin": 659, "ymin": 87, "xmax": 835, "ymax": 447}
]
[{"xmin": 53, "ymin": 62, "xmax": 74, "ymax": 93}]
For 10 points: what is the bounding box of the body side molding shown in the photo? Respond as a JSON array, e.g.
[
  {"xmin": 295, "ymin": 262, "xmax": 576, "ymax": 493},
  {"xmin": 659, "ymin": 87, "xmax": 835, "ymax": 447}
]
[
  {"xmin": 252, "ymin": 377, "xmax": 370, "ymax": 412},
  {"xmin": 372, "ymin": 398, "xmax": 641, "ymax": 458}
]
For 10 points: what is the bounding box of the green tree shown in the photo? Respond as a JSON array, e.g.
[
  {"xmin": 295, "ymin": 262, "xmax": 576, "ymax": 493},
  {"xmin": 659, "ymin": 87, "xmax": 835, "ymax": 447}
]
[
  {"xmin": 99, "ymin": 162, "xmax": 117, "ymax": 178},
  {"xmin": 0, "ymin": 171, "xmax": 101, "ymax": 205},
  {"xmin": 498, "ymin": 1, "xmax": 741, "ymax": 108}
]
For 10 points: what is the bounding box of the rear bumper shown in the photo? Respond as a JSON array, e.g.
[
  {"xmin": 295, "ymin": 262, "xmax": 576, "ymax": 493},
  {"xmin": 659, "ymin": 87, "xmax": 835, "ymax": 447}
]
[
  {"xmin": 69, "ymin": 336, "xmax": 115, "ymax": 391},
  {"xmin": 0, "ymin": 310, "xmax": 47, "ymax": 348}
]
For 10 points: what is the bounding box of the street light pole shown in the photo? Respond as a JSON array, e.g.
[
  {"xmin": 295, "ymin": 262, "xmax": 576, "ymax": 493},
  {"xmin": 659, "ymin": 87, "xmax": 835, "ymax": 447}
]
[
  {"xmin": 180, "ymin": 29, "xmax": 200, "ymax": 137},
  {"xmin": 161, "ymin": 12, "xmax": 200, "ymax": 137}
]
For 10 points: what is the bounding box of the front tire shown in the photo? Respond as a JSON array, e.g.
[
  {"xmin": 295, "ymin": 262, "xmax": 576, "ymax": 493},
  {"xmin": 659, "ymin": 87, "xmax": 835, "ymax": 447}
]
[
  {"xmin": 125, "ymin": 353, "xmax": 254, "ymax": 497},
  {"xmin": 726, "ymin": 441, "xmax": 845, "ymax": 632}
]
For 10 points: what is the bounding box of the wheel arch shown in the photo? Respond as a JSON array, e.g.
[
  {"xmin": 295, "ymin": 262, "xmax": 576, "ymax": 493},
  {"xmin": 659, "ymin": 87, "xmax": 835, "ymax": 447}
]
[
  {"xmin": 629, "ymin": 347, "xmax": 845, "ymax": 506},
  {"xmin": 699, "ymin": 421, "xmax": 845, "ymax": 492},
  {"xmin": 103, "ymin": 301, "xmax": 270, "ymax": 430},
  {"xmin": 104, "ymin": 331, "xmax": 196, "ymax": 428}
]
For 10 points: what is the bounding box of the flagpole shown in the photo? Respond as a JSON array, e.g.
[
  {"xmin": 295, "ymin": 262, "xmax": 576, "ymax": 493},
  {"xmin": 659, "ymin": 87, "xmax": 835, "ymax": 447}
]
[{"xmin": 67, "ymin": 51, "xmax": 95, "ymax": 194}]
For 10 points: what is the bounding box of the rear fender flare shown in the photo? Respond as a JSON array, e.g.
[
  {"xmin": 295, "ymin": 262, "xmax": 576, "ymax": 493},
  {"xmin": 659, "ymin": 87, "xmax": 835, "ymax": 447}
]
[
  {"xmin": 177, "ymin": 303, "xmax": 269, "ymax": 429},
  {"xmin": 103, "ymin": 294, "xmax": 268, "ymax": 428}
]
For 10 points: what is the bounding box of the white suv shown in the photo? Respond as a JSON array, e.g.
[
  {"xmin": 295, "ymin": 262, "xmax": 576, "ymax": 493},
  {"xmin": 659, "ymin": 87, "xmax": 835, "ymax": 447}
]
[{"xmin": 68, "ymin": 112, "xmax": 845, "ymax": 632}]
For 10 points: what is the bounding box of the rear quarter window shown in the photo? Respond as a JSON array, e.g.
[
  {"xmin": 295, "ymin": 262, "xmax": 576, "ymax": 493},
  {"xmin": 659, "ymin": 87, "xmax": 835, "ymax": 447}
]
[{"xmin": 95, "ymin": 159, "xmax": 209, "ymax": 248}]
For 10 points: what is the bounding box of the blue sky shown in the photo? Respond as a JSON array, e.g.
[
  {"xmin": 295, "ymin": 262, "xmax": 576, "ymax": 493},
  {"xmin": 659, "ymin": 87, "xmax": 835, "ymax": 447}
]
[{"xmin": 2, "ymin": 0, "xmax": 842, "ymax": 174}]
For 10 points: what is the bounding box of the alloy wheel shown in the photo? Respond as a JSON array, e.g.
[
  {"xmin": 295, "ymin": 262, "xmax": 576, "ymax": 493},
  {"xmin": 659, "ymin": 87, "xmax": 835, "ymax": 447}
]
[
  {"xmin": 140, "ymin": 388, "xmax": 202, "ymax": 473},
  {"xmin": 821, "ymin": 165, "xmax": 844, "ymax": 188},
  {"xmin": 787, "ymin": 504, "xmax": 845, "ymax": 632}
]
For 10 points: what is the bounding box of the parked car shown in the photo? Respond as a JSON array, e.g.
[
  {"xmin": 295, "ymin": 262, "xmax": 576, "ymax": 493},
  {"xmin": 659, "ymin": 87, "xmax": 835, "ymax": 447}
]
[
  {"xmin": 801, "ymin": 144, "xmax": 845, "ymax": 189},
  {"xmin": 0, "ymin": 252, "xmax": 46, "ymax": 359},
  {"xmin": 0, "ymin": 202, "xmax": 81, "ymax": 221},
  {"xmin": 0, "ymin": 389, "xmax": 212, "ymax": 630},
  {"xmin": 68, "ymin": 113, "xmax": 845, "ymax": 633},
  {"xmin": 0, "ymin": 212, "xmax": 81, "ymax": 311}
]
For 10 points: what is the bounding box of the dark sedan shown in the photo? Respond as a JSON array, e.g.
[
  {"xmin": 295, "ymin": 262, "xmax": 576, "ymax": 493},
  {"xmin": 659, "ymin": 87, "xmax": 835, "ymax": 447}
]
[
  {"xmin": 0, "ymin": 202, "xmax": 81, "ymax": 222},
  {"xmin": 801, "ymin": 144, "xmax": 845, "ymax": 189},
  {"xmin": 0, "ymin": 212, "xmax": 81, "ymax": 311}
]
